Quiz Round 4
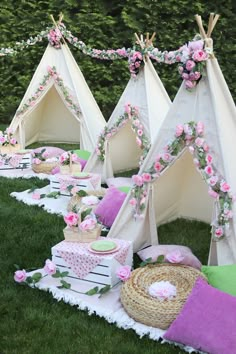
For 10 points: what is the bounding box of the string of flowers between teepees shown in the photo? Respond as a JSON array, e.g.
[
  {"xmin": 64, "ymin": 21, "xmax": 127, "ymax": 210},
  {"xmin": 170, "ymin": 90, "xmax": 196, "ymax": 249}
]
[
  {"xmin": 1, "ymin": 22, "xmax": 208, "ymax": 87},
  {"xmin": 15, "ymin": 65, "xmax": 81, "ymax": 119},
  {"xmin": 130, "ymin": 121, "xmax": 234, "ymax": 240},
  {"xmin": 96, "ymin": 103, "xmax": 151, "ymax": 166}
]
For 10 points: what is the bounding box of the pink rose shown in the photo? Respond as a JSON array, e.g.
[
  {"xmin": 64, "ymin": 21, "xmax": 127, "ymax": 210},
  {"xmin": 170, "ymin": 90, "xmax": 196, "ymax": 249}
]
[
  {"xmin": 44, "ymin": 259, "xmax": 56, "ymax": 275},
  {"xmin": 161, "ymin": 152, "xmax": 172, "ymax": 162},
  {"xmin": 194, "ymin": 71, "xmax": 201, "ymax": 80},
  {"xmin": 165, "ymin": 250, "xmax": 184, "ymax": 264},
  {"xmin": 79, "ymin": 218, "xmax": 96, "ymax": 231},
  {"xmin": 0, "ymin": 136, "xmax": 6, "ymax": 143},
  {"xmin": 124, "ymin": 103, "xmax": 131, "ymax": 114},
  {"xmin": 175, "ymin": 124, "xmax": 184, "ymax": 137},
  {"xmin": 204, "ymin": 165, "xmax": 214, "ymax": 176},
  {"xmin": 195, "ymin": 137, "xmax": 204, "ymax": 147},
  {"xmin": 193, "ymin": 158, "xmax": 200, "ymax": 167},
  {"xmin": 185, "ymin": 80, "xmax": 196, "ymax": 89},
  {"xmin": 33, "ymin": 158, "xmax": 41, "ymax": 165},
  {"xmin": 116, "ymin": 265, "xmax": 132, "ymax": 281},
  {"xmin": 188, "ymin": 40, "xmax": 204, "ymax": 51},
  {"xmin": 42, "ymin": 151, "xmax": 50, "ymax": 159},
  {"xmin": 71, "ymin": 153, "xmax": 79, "ymax": 163},
  {"xmin": 189, "ymin": 146, "xmax": 194, "ymax": 154},
  {"xmin": 64, "ymin": 212, "xmax": 79, "ymax": 227},
  {"xmin": 39, "ymin": 85, "xmax": 44, "ymax": 91},
  {"xmin": 220, "ymin": 181, "xmax": 230, "ymax": 193},
  {"xmin": 32, "ymin": 192, "xmax": 41, "ymax": 200},
  {"xmin": 208, "ymin": 175, "xmax": 218, "ymax": 186},
  {"xmin": 136, "ymin": 137, "xmax": 142, "ymax": 147},
  {"xmin": 142, "ymin": 173, "xmax": 151, "ymax": 183},
  {"xmin": 178, "ymin": 66, "xmax": 184, "ymax": 74},
  {"xmin": 185, "ymin": 60, "xmax": 196, "ymax": 71},
  {"xmin": 129, "ymin": 198, "xmax": 137, "ymax": 206},
  {"xmin": 14, "ymin": 269, "xmax": 27, "ymax": 283},
  {"xmin": 203, "ymin": 143, "xmax": 209, "ymax": 152},
  {"xmin": 154, "ymin": 161, "xmax": 164, "ymax": 172},
  {"xmin": 137, "ymin": 129, "xmax": 143, "ymax": 136},
  {"xmin": 205, "ymin": 154, "xmax": 213, "ymax": 164},
  {"xmin": 182, "ymin": 73, "xmax": 189, "ymax": 80},
  {"xmin": 192, "ymin": 49, "xmax": 208, "ymax": 62},
  {"xmin": 208, "ymin": 188, "xmax": 219, "ymax": 199},
  {"xmin": 10, "ymin": 138, "xmax": 17, "ymax": 145},
  {"xmin": 215, "ymin": 227, "xmax": 224, "ymax": 238},
  {"xmin": 196, "ymin": 121, "xmax": 204, "ymax": 135},
  {"xmin": 132, "ymin": 174, "xmax": 143, "ymax": 186}
]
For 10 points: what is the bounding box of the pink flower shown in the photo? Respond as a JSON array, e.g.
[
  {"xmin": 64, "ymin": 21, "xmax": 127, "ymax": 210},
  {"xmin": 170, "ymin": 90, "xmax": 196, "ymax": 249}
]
[
  {"xmin": 195, "ymin": 137, "xmax": 204, "ymax": 147},
  {"xmin": 129, "ymin": 198, "xmax": 137, "ymax": 206},
  {"xmin": 6, "ymin": 127, "xmax": 13, "ymax": 135},
  {"xmin": 192, "ymin": 49, "xmax": 208, "ymax": 62},
  {"xmin": 39, "ymin": 85, "xmax": 44, "ymax": 91},
  {"xmin": 116, "ymin": 265, "xmax": 132, "ymax": 281},
  {"xmin": 42, "ymin": 151, "xmax": 50, "ymax": 159},
  {"xmin": 148, "ymin": 281, "xmax": 176, "ymax": 300},
  {"xmin": 182, "ymin": 73, "xmax": 189, "ymax": 80},
  {"xmin": 64, "ymin": 212, "xmax": 79, "ymax": 227},
  {"xmin": 10, "ymin": 138, "xmax": 17, "ymax": 145},
  {"xmin": 161, "ymin": 152, "xmax": 172, "ymax": 162},
  {"xmin": 33, "ymin": 158, "xmax": 41, "ymax": 165},
  {"xmin": 208, "ymin": 188, "xmax": 219, "ymax": 199},
  {"xmin": 194, "ymin": 71, "xmax": 201, "ymax": 80},
  {"xmin": 79, "ymin": 218, "xmax": 96, "ymax": 231},
  {"xmin": 178, "ymin": 66, "xmax": 184, "ymax": 74},
  {"xmin": 188, "ymin": 40, "xmax": 204, "ymax": 51},
  {"xmin": 196, "ymin": 121, "xmax": 204, "ymax": 135},
  {"xmin": 154, "ymin": 161, "xmax": 164, "ymax": 172},
  {"xmin": 137, "ymin": 129, "xmax": 143, "ymax": 136},
  {"xmin": 136, "ymin": 137, "xmax": 142, "ymax": 147},
  {"xmin": 32, "ymin": 192, "xmax": 41, "ymax": 200},
  {"xmin": 142, "ymin": 173, "xmax": 151, "ymax": 183},
  {"xmin": 215, "ymin": 227, "xmax": 224, "ymax": 238},
  {"xmin": 208, "ymin": 175, "xmax": 218, "ymax": 186},
  {"xmin": 44, "ymin": 259, "xmax": 56, "ymax": 275},
  {"xmin": 14, "ymin": 269, "xmax": 27, "ymax": 283},
  {"xmin": 204, "ymin": 165, "xmax": 214, "ymax": 176},
  {"xmin": 224, "ymin": 209, "xmax": 233, "ymax": 219},
  {"xmin": 189, "ymin": 146, "xmax": 194, "ymax": 154},
  {"xmin": 175, "ymin": 124, "xmax": 184, "ymax": 137},
  {"xmin": 193, "ymin": 158, "xmax": 200, "ymax": 167},
  {"xmin": 124, "ymin": 103, "xmax": 131, "ymax": 114},
  {"xmin": 0, "ymin": 136, "xmax": 6, "ymax": 143},
  {"xmin": 185, "ymin": 60, "xmax": 196, "ymax": 71},
  {"xmin": 165, "ymin": 250, "xmax": 184, "ymax": 264},
  {"xmin": 206, "ymin": 154, "xmax": 213, "ymax": 164},
  {"xmin": 185, "ymin": 80, "xmax": 196, "ymax": 89},
  {"xmin": 71, "ymin": 186, "xmax": 79, "ymax": 196},
  {"xmin": 220, "ymin": 181, "xmax": 230, "ymax": 193},
  {"xmin": 71, "ymin": 153, "xmax": 79, "ymax": 163},
  {"xmin": 132, "ymin": 174, "xmax": 143, "ymax": 186},
  {"xmin": 203, "ymin": 143, "xmax": 209, "ymax": 152}
]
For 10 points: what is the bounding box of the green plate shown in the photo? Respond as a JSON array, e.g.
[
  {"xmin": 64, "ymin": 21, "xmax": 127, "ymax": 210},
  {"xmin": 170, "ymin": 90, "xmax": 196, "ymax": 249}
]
[{"xmin": 90, "ymin": 240, "xmax": 117, "ymax": 252}]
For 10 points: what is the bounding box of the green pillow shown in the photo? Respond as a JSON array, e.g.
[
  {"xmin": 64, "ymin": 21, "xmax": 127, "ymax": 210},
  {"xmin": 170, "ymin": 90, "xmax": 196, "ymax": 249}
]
[
  {"xmin": 117, "ymin": 186, "xmax": 131, "ymax": 194},
  {"xmin": 72, "ymin": 149, "xmax": 91, "ymax": 161},
  {"xmin": 201, "ymin": 264, "xmax": 236, "ymax": 296}
]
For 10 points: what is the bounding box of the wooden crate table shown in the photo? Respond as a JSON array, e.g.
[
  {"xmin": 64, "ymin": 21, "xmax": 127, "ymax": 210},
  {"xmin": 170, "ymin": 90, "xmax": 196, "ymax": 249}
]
[
  {"xmin": 51, "ymin": 237, "xmax": 133, "ymax": 287},
  {"xmin": 0, "ymin": 151, "xmax": 31, "ymax": 170},
  {"xmin": 49, "ymin": 173, "xmax": 101, "ymax": 196}
]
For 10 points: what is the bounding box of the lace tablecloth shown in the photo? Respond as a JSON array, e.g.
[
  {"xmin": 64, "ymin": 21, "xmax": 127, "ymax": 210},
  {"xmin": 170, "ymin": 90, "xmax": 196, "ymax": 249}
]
[{"xmin": 53, "ymin": 237, "xmax": 132, "ymax": 279}]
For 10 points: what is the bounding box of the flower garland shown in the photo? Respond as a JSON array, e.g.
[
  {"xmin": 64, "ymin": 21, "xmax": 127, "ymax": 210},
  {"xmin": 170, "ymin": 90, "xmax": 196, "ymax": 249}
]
[
  {"xmin": 16, "ymin": 65, "xmax": 81, "ymax": 118},
  {"xmin": 96, "ymin": 103, "xmax": 151, "ymax": 166},
  {"xmin": 1, "ymin": 23, "xmax": 208, "ymax": 86},
  {"xmin": 130, "ymin": 121, "xmax": 234, "ymax": 240}
]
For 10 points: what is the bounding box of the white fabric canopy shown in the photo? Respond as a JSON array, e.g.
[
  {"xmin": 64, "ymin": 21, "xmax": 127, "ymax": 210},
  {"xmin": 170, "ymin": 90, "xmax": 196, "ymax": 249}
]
[
  {"xmin": 10, "ymin": 44, "xmax": 106, "ymax": 151},
  {"xmin": 108, "ymin": 57, "xmax": 236, "ymax": 266},
  {"xmin": 84, "ymin": 58, "xmax": 171, "ymax": 181}
]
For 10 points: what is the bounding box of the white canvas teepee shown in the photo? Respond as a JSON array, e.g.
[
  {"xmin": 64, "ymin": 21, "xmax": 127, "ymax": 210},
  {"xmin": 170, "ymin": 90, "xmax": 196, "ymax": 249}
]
[
  {"xmin": 84, "ymin": 34, "xmax": 171, "ymax": 181},
  {"xmin": 108, "ymin": 14, "xmax": 236, "ymax": 266},
  {"xmin": 9, "ymin": 41, "xmax": 106, "ymax": 151}
]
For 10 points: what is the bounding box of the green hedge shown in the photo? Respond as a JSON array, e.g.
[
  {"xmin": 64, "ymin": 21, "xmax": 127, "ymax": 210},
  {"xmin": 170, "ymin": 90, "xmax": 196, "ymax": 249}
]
[{"xmin": 0, "ymin": 0, "xmax": 235, "ymax": 123}]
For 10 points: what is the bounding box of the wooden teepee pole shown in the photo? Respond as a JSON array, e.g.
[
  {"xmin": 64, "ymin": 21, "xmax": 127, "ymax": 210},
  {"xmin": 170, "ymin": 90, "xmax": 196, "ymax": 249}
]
[
  {"xmin": 50, "ymin": 13, "xmax": 67, "ymax": 45},
  {"xmin": 195, "ymin": 13, "xmax": 220, "ymax": 58}
]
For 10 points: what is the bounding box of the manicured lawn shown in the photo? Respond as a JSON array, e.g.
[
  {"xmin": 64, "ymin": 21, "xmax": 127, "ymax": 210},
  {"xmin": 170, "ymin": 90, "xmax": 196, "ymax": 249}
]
[{"xmin": 0, "ymin": 174, "xmax": 211, "ymax": 354}]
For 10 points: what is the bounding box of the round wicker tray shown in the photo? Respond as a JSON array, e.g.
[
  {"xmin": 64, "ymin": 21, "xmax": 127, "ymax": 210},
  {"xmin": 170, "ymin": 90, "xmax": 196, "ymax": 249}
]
[
  {"xmin": 67, "ymin": 188, "xmax": 106, "ymax": 212},
  {"xmin": 120, "ymin": 263, "xmax": 207, "ymax": 329},
  {"xmin": 32, "ymin": 161, "xmax": 58, "ymax": 174}
]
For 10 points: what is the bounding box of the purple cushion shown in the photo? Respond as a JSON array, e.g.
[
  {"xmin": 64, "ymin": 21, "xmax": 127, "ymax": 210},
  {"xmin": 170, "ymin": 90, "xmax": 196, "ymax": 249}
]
[
  {"xmin": 33, "ymin": 146, "xmax": 65, "ymax": 158},
  {"xmin": 137, "ymin": 245, "xmax": 202, "ymax": 270},
  {"xmin": 163, "ymin": 278, "xmax": 236, "ymax": 354},
  {"xmin": 94, "ymin": 187, "xmax": 127, "ymax": 227},
  {"xmin": 78, "ymin": 158, "xmax": 87, "ymax": 171}
]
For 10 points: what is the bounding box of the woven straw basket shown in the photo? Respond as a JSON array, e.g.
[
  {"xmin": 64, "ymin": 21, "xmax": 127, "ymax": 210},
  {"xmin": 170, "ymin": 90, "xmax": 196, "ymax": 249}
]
[
  {"xmin": 0, "ymin": 144, "xmax": 20, "ymax": 154},
  {"xmin": 120, "ymin": 263, "xmax": 207, "ymax": 329},
  {"xmin": 63, "ymin": 225, "xmax": 102, "ymax": 243},
  {"xmin": 67, "ymin": 189, "xmax": 106, "ymax": 212},
  {"xmin": 32, "ymin": 161, "xmax": 58, "ymax": 174}
]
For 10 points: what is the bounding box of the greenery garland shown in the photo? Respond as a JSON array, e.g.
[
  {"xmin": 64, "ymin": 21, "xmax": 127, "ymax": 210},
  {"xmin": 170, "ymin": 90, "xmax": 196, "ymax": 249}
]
[{"xmin": 130, "ymin": 121, "xmax": 234, "ymax": 241}]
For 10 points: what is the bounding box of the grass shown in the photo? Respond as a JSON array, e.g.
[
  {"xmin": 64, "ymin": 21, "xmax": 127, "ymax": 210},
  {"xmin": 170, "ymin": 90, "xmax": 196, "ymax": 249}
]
[{"xmin": 0, "ymin": 171, "xmax": 211, "ymax": 354}]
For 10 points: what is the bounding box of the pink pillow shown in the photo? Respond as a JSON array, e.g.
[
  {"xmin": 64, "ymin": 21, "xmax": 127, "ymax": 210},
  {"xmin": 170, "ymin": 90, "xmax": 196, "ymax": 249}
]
[
  {"xmin": 33, "ymin": 146, "xmax": 65, "ymax": 158},
  {"xmin": 137, "ymin": 245, "xmax": 201, "ymax": 270},
  {"xmin": 94, "ymin": 187, "xmax": 127, "ymax": 227},
  {"xmin": 164, "ymin": 278, "xmax": 236, "ymax": 354}
]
